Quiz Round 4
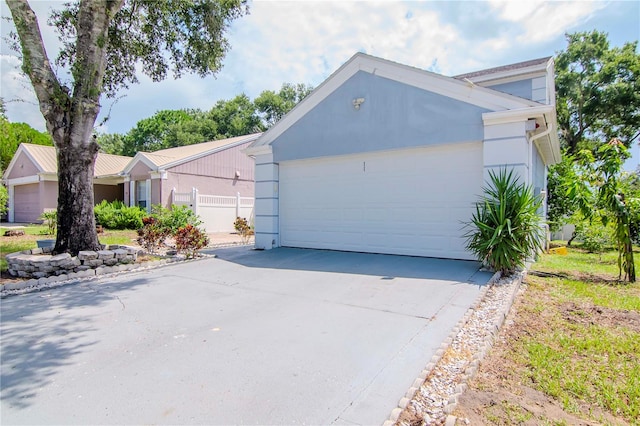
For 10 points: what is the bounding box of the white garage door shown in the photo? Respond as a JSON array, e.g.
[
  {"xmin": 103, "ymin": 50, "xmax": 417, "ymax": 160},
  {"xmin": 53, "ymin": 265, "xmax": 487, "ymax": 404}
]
[{"xmin": 279, "ymin": 142, "xmax": 483, "ymax": 260}]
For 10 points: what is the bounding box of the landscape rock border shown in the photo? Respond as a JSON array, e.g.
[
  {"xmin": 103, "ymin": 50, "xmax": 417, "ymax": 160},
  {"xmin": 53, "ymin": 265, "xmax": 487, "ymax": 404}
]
[
  {"xmin": 0, "ymin": 249, "xmax": 222, "ymax": 298},
  {"xmin": 385, "ymin": 268, "xmax": 526, "ymax": 426},
  {"xmin": 6, "ymin": 245, "xmax": 141, "ymax": 279}
]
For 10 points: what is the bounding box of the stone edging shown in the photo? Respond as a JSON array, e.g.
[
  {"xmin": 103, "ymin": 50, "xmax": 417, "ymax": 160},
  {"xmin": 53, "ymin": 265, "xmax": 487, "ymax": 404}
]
[
  {"xmin": 441, "ymin": 270, "xmax": 524, "ymax": 421},
  {"xmin": 383, "ymin": 269, "xmax": 525, "ymax": 426},
  {"xmin": 0, "ymin": 252, "xmax": 219, "ymax": 298},
  {"xmin": 6, "ymin": 245, "xmax": 141, "ymax": 279}
]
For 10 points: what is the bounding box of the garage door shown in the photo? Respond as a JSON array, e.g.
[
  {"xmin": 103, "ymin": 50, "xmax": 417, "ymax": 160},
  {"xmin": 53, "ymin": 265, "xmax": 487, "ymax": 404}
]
[
  {"xmin": 279, "ymin": 142, "xmax": 483, "ymax": 260},
  {"xmin": 14, "ymin": 184, "xmax": 41, "ymax": 223}
]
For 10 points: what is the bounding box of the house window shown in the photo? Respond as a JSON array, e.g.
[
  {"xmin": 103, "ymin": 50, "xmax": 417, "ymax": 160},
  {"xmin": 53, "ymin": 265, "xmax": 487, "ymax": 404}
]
[{"xmin": 136, "ymin": 180, "xmax": 148, "ymax": 209}]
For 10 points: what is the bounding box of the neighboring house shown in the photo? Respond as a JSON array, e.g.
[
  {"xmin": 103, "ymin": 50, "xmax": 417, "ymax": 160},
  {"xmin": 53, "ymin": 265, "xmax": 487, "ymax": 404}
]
[
  {"xmin": 244, "ymin": 53, "xmax": 560, "ymax": 260},
  {"xmin": 122, "ymin": 133, "xmax": 259, "ymax": 210},
  {"xmin": 122, "ymin": 133, "xmax": 260, "ymax": 232},
  {"xmin": 3, "ymin": 143, "xmax": 131, "ymax": 223},
  {"xmin": 3, "ymin": 134, "xmax": 260, "ymax": 231}
]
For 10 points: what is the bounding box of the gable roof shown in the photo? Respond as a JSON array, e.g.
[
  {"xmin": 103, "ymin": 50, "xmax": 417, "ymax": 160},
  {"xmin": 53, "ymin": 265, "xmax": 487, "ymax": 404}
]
[
  {"xmin": 123, "ymin": 133, "xmax": 262, "ymax": 173},
  {"xmin": 3, "ymin": 143, "xmax": 132, "ymax": 180},
  {"xmin": 246, "ymin": 52, "xmax": 543, "ymax": 153},
  {"xmin": 454, "ymin": 57, "xmax": 552, "ymax": 82}
]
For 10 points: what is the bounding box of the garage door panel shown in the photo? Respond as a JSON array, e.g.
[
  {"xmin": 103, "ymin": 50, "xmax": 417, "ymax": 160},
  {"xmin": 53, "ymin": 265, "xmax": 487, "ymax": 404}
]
[{"xmin": 280, "ymin": 142, "xmax": 482, "ymax": 260}]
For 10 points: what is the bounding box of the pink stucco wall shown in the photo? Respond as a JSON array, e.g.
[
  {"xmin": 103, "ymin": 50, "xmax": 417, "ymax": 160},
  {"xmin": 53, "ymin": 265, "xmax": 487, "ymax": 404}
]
[
  {"xmin": 160, "ymin": 141, "xmax": 255, "ymax": 207},
  {"xmin": 42, "ymin": 181, "xmax": 57, "ymax": 209},
  {"xmin": 129, "ymin": 162, "xmax": 152, "ymax": 181},
  {"xmin": 13, "ymin": 181, "xmax": 123, "ymax": 223},
  {"xmin": 7, "ymin": 151, "xmax": 41, "ymax": 179},
  {"xmin": 151, "ymin": 180, "xmax": 162, "ymax": 206},
  {"xmin": 168, "ymin": 141, "xmax": 255, "ymax": 181}
]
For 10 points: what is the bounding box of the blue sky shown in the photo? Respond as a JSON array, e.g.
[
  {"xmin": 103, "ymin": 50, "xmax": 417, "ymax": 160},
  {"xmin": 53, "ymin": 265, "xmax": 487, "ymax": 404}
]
[{"xmin": 1, "ymin": 1, "xmax": 638, "ymax": 165}]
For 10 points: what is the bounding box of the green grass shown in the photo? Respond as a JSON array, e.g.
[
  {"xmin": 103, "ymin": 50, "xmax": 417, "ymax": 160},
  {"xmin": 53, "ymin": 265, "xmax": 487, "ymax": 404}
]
[
  {"xmin": 524, "ymin": 324, "xmax": 640, "ymax": 422},
  {"xmin": 553, "ymin": 278, "xmax": 640, "ymax": 311},
  {"xmin": 516, "ymin": 247, "xmax": 640, "ymax": 425},
  {"xmin": 1, "ymin": 225, "xmax": 50, "ymax": 236},
  {"xmin": 100, "ymin": 232, "xmax": 137, "ymax": 246},
  {"xmin": 536, "ymin": 246, "xmax": 627, "ymax": 277},
  {"xmin": 1, "ymin": 226, "xmax": 138, "ymax": 273}
]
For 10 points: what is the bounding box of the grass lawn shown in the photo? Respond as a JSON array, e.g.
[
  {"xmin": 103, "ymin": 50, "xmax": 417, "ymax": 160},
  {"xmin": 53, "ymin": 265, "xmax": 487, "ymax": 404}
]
[
  {"xmin": 0, "ymin": 225, "xmax": 138, "ymax": 274},
  {"xmin": 455, "ymin": 245, "xmax": 640, "ymax": 425}
]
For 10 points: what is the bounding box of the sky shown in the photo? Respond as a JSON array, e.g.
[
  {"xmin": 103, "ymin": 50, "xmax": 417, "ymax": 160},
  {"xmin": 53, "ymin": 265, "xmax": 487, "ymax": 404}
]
[{"xmin": 1, "ymin": 0, "xmax": 639, "ymax": 165}]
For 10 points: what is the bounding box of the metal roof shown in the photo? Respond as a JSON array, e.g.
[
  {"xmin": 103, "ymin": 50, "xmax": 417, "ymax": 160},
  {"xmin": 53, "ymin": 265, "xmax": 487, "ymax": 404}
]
[
  {"xmin": 137, "ymin": 133, "xmax": 262, "ymax": 168},
  {"xmin": 20, "ymin": 143, "xmax": 132, "ymax": 177}
]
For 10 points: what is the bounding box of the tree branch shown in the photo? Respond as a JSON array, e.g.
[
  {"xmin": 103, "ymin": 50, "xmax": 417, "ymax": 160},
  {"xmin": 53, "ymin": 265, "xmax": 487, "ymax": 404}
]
[{"xmin": 5, "ymin": 0, "xmax": 68, "ymax": 131}]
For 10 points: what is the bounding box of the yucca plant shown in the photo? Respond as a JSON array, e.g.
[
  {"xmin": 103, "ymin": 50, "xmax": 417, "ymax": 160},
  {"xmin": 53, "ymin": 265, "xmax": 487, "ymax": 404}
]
[{"xmin": 464, "ymin": 169, "xmax": 544, "ymax": 275}]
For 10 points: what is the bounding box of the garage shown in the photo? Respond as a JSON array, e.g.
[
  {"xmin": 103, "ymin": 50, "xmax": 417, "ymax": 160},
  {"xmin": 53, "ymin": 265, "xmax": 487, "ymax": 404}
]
[
  {"xmin": 247, "ymin": 53, "xmax": 560, "ymax": 259},
  {"xmin": 279, "ymin": 142, "xmax": 482, "ymax": 259}
]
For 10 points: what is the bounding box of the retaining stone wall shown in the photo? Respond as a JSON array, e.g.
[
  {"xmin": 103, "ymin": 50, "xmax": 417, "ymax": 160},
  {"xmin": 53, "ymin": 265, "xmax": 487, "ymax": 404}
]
[{"xmin": 6, "ymin": 245, "xmax": 141, "ymax": 279}]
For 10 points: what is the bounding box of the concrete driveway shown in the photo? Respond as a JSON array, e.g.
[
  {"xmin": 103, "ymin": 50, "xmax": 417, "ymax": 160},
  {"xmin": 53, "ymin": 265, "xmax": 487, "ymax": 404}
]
[{"xmin": 1, "ymin": 247, "xmax": 492, "ymax": 425}]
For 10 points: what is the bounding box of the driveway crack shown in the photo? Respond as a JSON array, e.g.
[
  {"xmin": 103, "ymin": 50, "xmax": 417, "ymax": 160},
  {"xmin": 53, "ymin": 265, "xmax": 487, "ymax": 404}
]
[{"xmin": 85, "ymin": 283, "xmax": 126, "ymax": 310}]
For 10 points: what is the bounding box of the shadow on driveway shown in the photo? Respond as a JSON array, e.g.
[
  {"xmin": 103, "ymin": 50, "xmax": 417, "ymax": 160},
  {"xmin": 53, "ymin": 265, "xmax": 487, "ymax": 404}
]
[
  {"xmin": 0, "ymin": 277, "xmax": 150, "ymax": 409},
  {"xmin": 203, "ymin": 246, "xmax": 492, "ymax": 285}
]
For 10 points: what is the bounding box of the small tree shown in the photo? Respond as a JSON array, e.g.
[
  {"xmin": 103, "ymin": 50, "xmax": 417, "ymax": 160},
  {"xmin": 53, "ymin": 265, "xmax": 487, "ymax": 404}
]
[
  {"xmin": 464, "ymin": 169, "xmax": 544, "ymax": 275},
  {"xmin": 568, "ymin": 139, "xmax": 636, "ymax": 282}
]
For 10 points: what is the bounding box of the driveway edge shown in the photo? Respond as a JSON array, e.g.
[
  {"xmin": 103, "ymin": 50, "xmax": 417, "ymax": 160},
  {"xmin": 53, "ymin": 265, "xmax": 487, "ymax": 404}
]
[{"xmin": 383, "ymin": 269, "xmax": 527, "ymax": 425}]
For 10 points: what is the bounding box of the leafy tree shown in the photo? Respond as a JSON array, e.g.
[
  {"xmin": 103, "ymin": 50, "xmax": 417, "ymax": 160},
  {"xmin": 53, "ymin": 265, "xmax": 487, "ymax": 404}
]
[
  {"xmin": 0, "ymin": 179, "xmax": 8, "ymax": 216},
  {"xmin": 548, "ymin": 30, "xmax": 640, "ymax": 229},
  {"xmin": 555, "ymin": 31, "xmax": 640, "ymax": 155},
  {"xmin": 208, "ymin": 94, "xmax": 263, "ymax": 138},
  {"xmin": 164, "ymin": 113, "xmax": 219, "ymax": 147},
  {"xmin": 122, "ymin": 109, "xmax": 194, "ymax": 155},
  {"xmin": 0, "ymin": 119, "xmax": 53, "ymax": 170},
  {"xmin": 95, "ymin": 132, "xmax": 125, "ymax": 155},
  {"xmin": 115, "ymin": 82, "xmax": 312, "ymax": 156},
  {"xmin": 568, "ymin": 139, "xmax": 636, "ymax": 282},
  {"xmin": 5, "ymin": 0, "xmax": 247, "ymax": 255},
  {"xmin": 255, "ymin": 82, "xmax": 314, "ymax": 127}
]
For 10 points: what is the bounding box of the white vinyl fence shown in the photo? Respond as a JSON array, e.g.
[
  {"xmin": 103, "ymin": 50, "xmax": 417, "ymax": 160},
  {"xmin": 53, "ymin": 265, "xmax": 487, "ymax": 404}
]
[{"xmin": 171, "ymin": 188, "xmax": 254, "ymax": 233}]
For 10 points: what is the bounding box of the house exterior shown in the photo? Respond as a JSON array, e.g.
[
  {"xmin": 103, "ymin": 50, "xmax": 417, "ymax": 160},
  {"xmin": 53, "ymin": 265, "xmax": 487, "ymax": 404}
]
[
  {"xmin": 3, "ymin": 134, "xmax": 260, "ymax": 229},
  {"xmin": 122, "ymin": 133, "xmax": 260, "ymax": 212},
  {"xmin": 3, "ymin": 143, "xmax": 130, "ymax": 223},
  {"xmin": 244, "ymin": 53, "xmax": 560, "ymax": 260}
]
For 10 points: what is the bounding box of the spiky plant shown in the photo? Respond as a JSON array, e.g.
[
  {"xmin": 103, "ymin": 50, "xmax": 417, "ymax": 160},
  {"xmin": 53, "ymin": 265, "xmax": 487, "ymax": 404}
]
[{"xmin": 465, "ymin": 169, "xmax": 544, "ymax": 275}]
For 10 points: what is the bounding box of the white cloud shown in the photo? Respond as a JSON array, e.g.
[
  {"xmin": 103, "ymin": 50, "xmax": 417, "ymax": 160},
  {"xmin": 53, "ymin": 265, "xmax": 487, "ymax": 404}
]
[
  {"xmin": 488, "ymin": 0, "xmax": 607, "ymax": 43},
  {"xmin": 0, "ymin": 0, "xmax": 634, "ymax": 135},
  {"xmin": 0, "ymin": 55, "xmax": 45, "ymax": 131},
  {"xmin": 225, "ymin": 1, "xmax": 461, "ymax": 92}
]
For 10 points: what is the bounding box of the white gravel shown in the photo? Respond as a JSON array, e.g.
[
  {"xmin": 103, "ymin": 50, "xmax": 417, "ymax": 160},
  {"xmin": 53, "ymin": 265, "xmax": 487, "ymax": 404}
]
[{"xmin": 393, "ymin": 271, "xmax": 524, "ymax": 426}]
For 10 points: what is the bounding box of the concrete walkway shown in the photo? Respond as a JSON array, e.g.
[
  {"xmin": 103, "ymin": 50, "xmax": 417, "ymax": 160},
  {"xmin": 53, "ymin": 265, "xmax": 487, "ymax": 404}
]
[{"xmin": 0, "ymin": 247, "xmax": 492, "ymax": 425}]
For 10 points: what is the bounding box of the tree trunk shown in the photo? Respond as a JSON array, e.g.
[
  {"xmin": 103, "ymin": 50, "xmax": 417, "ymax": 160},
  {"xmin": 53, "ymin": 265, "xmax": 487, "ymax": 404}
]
[
  {"xmin": 6, "ymin": 0, "xmax": 123, "ymax": 255},
  {"xmin": 55, "ymin": 137, "xmax": 102, "ymax": 253}
]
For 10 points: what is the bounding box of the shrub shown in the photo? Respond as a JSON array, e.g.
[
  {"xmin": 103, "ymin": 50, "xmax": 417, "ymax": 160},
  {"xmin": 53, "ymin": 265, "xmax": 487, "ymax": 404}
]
[
  {"xmin": 0, "ymin": 184, "xmax": 8, "ymax": 216},
  {"xmin": 234, "ymin": 216, "xmax": 253, "ymax": 244},
  {"xmin": 150, "ymin": 204, "xmax": 202, "ymax": 234},
  {"xmin": 94, "ymin": 200, "xmax": 146, "ymax": 230},
  {"xmin": 574, "ymin": 220, "xmax": 613, "ymax": 254},
  {"xmin": 464, "ymin": 169, "xmax": 544, "ymax": 275},
  {"xmin": 39, "ymin": 210, "xmax": 57, "ymax": 235},
  {"xmin": 175, "ymin": 224, "xmax": 209, "ymax": 258},
  {"xmin": 137, "ymin": 216, "xmax": 171, "ymax": 254}
]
